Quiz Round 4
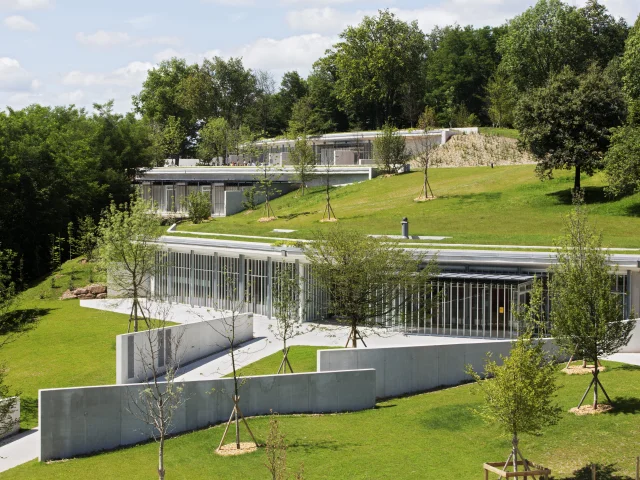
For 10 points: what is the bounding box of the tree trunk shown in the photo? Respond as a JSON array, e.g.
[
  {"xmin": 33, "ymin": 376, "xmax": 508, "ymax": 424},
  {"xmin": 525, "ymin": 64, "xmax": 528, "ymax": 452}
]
[
  {"xmin": 574, "ymin": 164, "xmax": 581, "ymax": 192},
  {"xmin": 351, "ymin": 323, "xmax": 357, "ymax": 348},
  {"xmin": 158, "ymin": 437, "xmax": 165, "ymax": 480},
  {"xmin": 593, "ymin": 354, "xmax": 599, "ymax": 410},
  {"xmin": 133, "ymin": 290, "xmax": 139, "ymax": 332}
]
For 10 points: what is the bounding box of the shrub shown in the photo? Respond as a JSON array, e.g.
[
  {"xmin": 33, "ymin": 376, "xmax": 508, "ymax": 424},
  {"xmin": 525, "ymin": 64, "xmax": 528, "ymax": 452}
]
[{"xmin": 181, "ymin": 191, "xmax": 212, "ymax": 224}]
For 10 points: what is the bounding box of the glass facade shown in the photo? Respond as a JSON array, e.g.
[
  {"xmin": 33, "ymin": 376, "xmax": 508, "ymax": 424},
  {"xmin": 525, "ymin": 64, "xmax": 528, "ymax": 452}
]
[{"xmin": 151, "ymin": 249, "xmax": 631, "ymax": 339}]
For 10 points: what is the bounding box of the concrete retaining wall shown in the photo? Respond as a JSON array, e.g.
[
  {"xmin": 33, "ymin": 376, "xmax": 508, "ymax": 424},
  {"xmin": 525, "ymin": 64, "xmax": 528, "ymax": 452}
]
[
  {"xmin": 0, "ymin": 397, "xmax": 20, "ymax": 440},
  {"xmin": 115, "ymin": 313, "xmax": 253, "ymax": 384},
  {"xmin": 620, "ymin": 319, "xmax": 640, "ymax": 353},
  {"xmin": 39, "ymin": 369, "xmax": 376, "ymax": 461},
  {"xmin": 318, "ymin": 340, "xmax": 557, "ymax": 399}
]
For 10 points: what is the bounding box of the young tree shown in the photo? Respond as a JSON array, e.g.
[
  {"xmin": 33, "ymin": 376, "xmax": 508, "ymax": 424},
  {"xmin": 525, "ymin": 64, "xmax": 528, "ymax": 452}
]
[
  {"xmin": 181, "ymin": 190, "xmax": 212, "ymax": 224},
  {"xmin": 255, "ymin": 163, "xmax": 282, "ymax": 221},
  {"xmin": 127, "ymin": 304, "xmax": 185, "ymax": 480},
  {"xmin": 271, "ymin": 264, "xmax": 306, "ymax": 374},
  {"xmin": 550, "ymin": 204, "xmax": 633, "ymax": 410},
  {"xmin": 467, "ymin": 279, "xmax": 561, "ymax": 475},
  {"xmin": 205, "ymin": 270, "xmax": 258, "ymax": 452},
  {"xmin": 76, "ymin": 215, "xmax": 99, "ymax": 262},
  {"xmin": 413, "ymin": 113, "xmax": 441, "ymax": 201},
  {"xmin": 304, "ymin": 227, "xmax": 438, "ymax": 347},
  {"xmin": 486, "ymin": 71, "xmax": 517, "ymax": 128},
  {"xmin": 98, "ymin": 196, "xmax": 161, "ymax": 332},
  {"xmin": 264, "ymin": 415, "xmax": 287, "ymax": 480},
  {"xmin": 288, "ymin": 134, "xmax": 317, "ymax": 196},
  {"xmin": 320, "ymin": 159, "xmax": 337, "ymax": 222},
  {"xmin": 373, "ymin": 123, "xmax": 408, "ymax": 175},
  {"xmin": 515, "ymin": 64, "xmax": 626, "ymax": 193},
  {"xmin": 242, "ymin": 186, "xmax": 258, "ymax": 211}
]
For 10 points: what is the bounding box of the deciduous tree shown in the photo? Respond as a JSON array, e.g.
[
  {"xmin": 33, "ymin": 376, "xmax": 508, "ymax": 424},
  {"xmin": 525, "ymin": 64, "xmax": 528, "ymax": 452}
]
[{"xmin": 373, "ymin": 123, "xmax": 408, "ymax": 174}]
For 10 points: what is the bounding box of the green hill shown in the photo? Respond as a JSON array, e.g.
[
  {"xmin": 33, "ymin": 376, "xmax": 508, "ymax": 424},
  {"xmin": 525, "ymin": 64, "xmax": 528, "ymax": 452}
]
[{"xmin": 177, "ymin": 165, "xmax": 640, "ymax": 248}]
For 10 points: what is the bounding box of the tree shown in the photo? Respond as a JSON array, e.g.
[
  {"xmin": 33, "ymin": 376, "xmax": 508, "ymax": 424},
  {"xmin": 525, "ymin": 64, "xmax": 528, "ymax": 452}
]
[
  {"xmin": 580, "ymin": 0, "xmax": 629, "ymax": 68},
  {"xmin": 198, "ymin": 117, "xmax": 230, "ymax": 164},
  {"xmin": 413, "ymin": 128, "xmax": 441, "ymax": 201},
  {"xmin": 515, "ymin": 65, "xmax": 626, "ymax": 192},
  {"xmin": 255, "ymin": 163, "xmax": 281, "ymax": 221},
  {"xmin": 621, "ymin": 14, "xmax": 640, "ymax": 124},
  {"xmin": 467, "ymin": 279, "xmax": 561, "ymax": 475},
  {"xmin": 288, "ymin": 96, "xmax": 315, "ymax": 135},
  {"xmin": 550, "ymin": 204, "xmax": 633, "ymax": 410},
  {"xmin": 304, "ymin": 227, "xmax": 438, "ymax": 347},
  {"xmin": 320, "ymin": 159, "xmax": 337, "ymax": 222},
  {"xmin": 288, "ymin": 134, "xmax": 317, "ymax": 196},
  {"xmin": 127, "ymin": 308, "xmax": 185, "ymax": 480},
  {"xmin": 97, "ymin": 195, "xmax": 161, "ymax": 332},
  {"xmin": 274, "ymin": 71, "xmax": 308, "ymax": 132},
  {"xmin": 425, "ymin": 25, "xmax": 501, "ymax": 124},
  {"xmin": 0, "ymin": 248, "xmax": 16, "ymax": 321},
  {"xmin": 328, "ymin": 9, "xmax": 428, "ymax": 128},
  {"xmin": 76, "ymin": 215, "xmax": 99, "ymax": 261},
  {"xmin": 181, "ymin": 190, "xmax": 211, "ymax": 224},
  {"xmin": 373, "ymin": 123, "xmax": 408, "ymax": 174},
  {"xmin": 271, "ymin": 264, "xmax": 306, "ymax": 374},
  {"xmin": 604, "ymin": 125, "xmax": 640, "ymax": 196},
  {"xmin": 253, "ymin": 70, "xmax": 276, "ymax": 135},
  {"xmin": 307, "ymin": 56, "xmax": 348, "ymax": 133},
  {"xmin": 264, "ymin": 415, "xmax": 304, "ymax": 480},
  {"xmin": 486, "ymin": 71, "xmax": 517, "ymax": 128},
  {"xmin": 161, "ymin": 116, "xmax": 186, "ymax": 164},
  {"xmin": 498, "ymin": 0, "xmax": 593, "ymax": 92}
]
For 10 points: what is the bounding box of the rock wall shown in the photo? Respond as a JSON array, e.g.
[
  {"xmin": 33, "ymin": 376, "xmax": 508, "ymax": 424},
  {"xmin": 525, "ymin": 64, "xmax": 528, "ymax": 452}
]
[{"xmin": 60, "ymin": 284, "xmax": 107, "ymax": 300}]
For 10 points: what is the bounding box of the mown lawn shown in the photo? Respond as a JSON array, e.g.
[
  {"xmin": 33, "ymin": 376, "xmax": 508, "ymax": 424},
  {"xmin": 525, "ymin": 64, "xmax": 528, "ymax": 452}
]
[
  {"xmin": 478, "ymin": 127, "xmax": 521, "ymax": 139},
  {"xmin": 228, "ymin": 346, "xmax": 337, "ymax": 377},
  {"xmin": 177, "ymin": 166, "xmax": 640, "ymax": 248},
  {"xmin": 3, "ymin": 361, "xmax": 640, "ymax": 479},
  {"xmin": 0, "ymin": 259, "xmax": 158, "ymax": 429}
]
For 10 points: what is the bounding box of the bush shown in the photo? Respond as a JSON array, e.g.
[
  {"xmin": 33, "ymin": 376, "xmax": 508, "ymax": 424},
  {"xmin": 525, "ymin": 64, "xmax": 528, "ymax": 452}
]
[
  {"xmin": 242, "ymin": 186, "xmax": 258, "ymax": 211},
  {"xmin": 181, "ymin": 191, "xmax": 212, "ymax": 224}
]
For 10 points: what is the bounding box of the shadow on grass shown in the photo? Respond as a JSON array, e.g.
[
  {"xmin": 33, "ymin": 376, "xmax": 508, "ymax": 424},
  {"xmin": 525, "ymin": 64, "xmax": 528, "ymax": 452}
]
[
  {"xmin": 554, "ymin": 463, "xmax": 634, "ymax": 480},
  {"xmin": 288, "ymin": 439, "xmax": 343, "ymax": 453},
  {"xmin": 625, "ymin": 202, "xmax": 640, "ymax": 217},
  {"xmin": 547, "ymin": 186, "xmax": 611, "ymax": 205},
  {"xmin": 279, "ymin": 212, "xmax": 313, "ymax": 221},
  {"xmin": 613, "ymin": 363, "xmax": 640, "ymax": 372},
  {"xmin": 0, "ymin": 308, "xmax": 49, "ymax": 337},
  {"xmin": 420, "ymin": 404, "xmax": 481, "ymax": 431},
  {"xmin": 19, "ymin": 396, "xmax": 38, "ymax": 430},
  {"xmin": 447, "ymin": 192, "xmax": 502, "ymax": 203},
  {"xmin": 610, "ymin": 396, "xmax": 640, "ymax": 415}
]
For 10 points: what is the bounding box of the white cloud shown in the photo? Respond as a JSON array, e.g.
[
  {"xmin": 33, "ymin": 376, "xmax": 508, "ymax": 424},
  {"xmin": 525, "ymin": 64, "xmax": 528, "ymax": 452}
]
[
  {"xmin": 280, "ymin": 0, "xmax": 357, "ymax": 4},
  {"xmin": 286, "ymin": 7, "xmax": 371, "ymax": 33},
  {"xmin": 76, "ymin": 30, "xmax": 182, "ymax": 48},
  {"xmin": 0, "ymin": 0, "xmax": 51, "ymax": 10},
  {"xmin": 0, "ymin": 57, "xmax": 35, "ymax": 91},
  {"xmin": 76, "ymin": 30, "xmax": 130, "ymax": 47},
  {"xmin": 230, "ymin": 33, "xmax": 336, "ymax": 74},
  {"xmin": 62, "ymin": 61, "xmax": 153, "ymax": 87},
  {"xmin": 3, "ymin": 14, "xmax": 37, "ymax": 30},
  {"xmin": 57, "ymin": 89, "xmax": 84, "ymax": 104}
]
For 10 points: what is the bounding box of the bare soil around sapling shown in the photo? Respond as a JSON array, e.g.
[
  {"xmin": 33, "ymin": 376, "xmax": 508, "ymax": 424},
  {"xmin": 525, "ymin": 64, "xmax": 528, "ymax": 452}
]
[{"xmin": 216, "ymin": 442, "xmax": 258, "ymax": 456}]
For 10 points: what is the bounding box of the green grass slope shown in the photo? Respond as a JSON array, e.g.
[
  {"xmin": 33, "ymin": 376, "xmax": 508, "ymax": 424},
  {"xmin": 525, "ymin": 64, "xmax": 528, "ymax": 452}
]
[
  {"xmin": 0, "ymin": 260, "xmax": 153, "ymax": 429},
  {"xmin": 179, "ymin": 166, "xmax": 640, "ymax": 248},
  {"xmin": 3, "ymin": 361, "xmax": 639, "ymax": 479}
]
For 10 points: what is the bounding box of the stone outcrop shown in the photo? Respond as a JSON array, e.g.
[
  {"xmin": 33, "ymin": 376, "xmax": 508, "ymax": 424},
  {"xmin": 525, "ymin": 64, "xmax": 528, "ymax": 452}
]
[{"xmin": 60, "ymin": 284, "xmax": 108, "ymax": 301}]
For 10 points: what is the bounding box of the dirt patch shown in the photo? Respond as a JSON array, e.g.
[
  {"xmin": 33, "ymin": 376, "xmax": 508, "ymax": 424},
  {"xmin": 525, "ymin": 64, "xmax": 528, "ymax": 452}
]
[
  {"xmin": 569, "ymin": 404, "xmax": 614, "ymax": 415},
  {"xmin": 319, "ymin": 218, "xmax": 338, "ymax": 223},
  {"xmin": 561, "ymin": 365, "xmax": 606, "ymax": 375},
  {"xmin": 414, "ymin": 196, "xmax": 437, "ymax": 202},
  {"xmin": 258, "ymin": 216, "xmax": 277, "ymax": 223},
  {"xmin": 216, "ymin": 442, "xmax": 258, "ymax": 456}
]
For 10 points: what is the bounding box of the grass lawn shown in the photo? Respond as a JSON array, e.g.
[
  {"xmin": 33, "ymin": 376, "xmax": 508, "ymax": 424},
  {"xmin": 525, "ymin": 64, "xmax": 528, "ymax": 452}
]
[
  {"xmin": 0, "ymin": 259, "xmax": 161, "ymax": 429},
  {"xmin": 3, "ymin": 360, "xmax": 640, "ymax": 479},
  {"xmin": 178, "ymin": 166, "xmax": 640, "ymax": 248},
  {"xmin": 227, "ymin": 346, "xmax": 336, "ymax": 377},
  {"xmin": 478, "ymin": 127, "xmax": 520, "ymax": 139}
]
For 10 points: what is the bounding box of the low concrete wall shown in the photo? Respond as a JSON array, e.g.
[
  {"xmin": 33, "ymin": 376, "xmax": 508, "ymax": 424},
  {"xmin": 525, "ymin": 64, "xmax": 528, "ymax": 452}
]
[
  {"xmin": 39, "ymin": 369, "xmax": 376, "ymax": 461},
  {"xmin": 620, "ymin": 319, "xmax": 640, "ymax": 353},
  {"xmin": 0, "ymin": 397, "xmax": 20, "ymax": 440},
  {"xmin": 318, "ymin": 340, "xmax": 556, "ymax": 399},
  {"xmin": 224, "ymin": 190, "xmax": 266, "ymax": 216},
  {"xmin": 116, "ymin": 313, "xmax": 253, "ymax": 384}
]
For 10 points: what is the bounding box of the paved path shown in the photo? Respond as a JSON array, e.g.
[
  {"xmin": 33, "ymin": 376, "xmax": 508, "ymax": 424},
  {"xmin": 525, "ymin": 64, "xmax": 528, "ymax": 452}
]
[
  {"xmin": 607, "ymin": 353, "xmax": 640, "ymax": 366},
  {"xmin": 0, "ymin": 428, "xmax": 39, "ymax": 473}
]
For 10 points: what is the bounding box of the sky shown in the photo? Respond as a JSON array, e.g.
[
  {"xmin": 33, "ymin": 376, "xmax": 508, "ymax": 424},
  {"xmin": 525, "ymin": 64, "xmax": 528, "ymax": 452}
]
[{"xmin": 1, "ymin": 0, "xmax": 639, "ymax": 114}]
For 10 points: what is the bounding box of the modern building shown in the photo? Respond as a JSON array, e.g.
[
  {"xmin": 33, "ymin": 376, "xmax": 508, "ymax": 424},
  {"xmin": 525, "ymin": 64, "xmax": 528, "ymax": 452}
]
[
  {"xmin": 136, "ymin": 128, "xmax": 476, "ymax": 217},
  {"xmin": 147, "ymin": 235, "xmax": 639, "ymax": 340}
]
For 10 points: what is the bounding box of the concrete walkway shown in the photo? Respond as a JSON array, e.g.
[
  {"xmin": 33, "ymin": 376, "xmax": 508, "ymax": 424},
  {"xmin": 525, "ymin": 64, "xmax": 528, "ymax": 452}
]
[
  {"xmin": 607, "ymin": 353, "xmax": 640, "ymax": 366},
  {"xmin": 0, "ymin": 428, "xmax": 39, "ymax": 473}
]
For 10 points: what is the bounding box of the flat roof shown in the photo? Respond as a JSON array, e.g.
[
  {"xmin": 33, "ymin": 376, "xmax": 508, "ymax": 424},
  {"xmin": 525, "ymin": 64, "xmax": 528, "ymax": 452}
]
[{"xmin": 437, "ymin": 273, "xmax": 534, "ymax": 282}]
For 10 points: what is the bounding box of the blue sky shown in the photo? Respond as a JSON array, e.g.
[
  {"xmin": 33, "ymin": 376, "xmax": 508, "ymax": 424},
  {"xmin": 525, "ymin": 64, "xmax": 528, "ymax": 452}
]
[{"xmin": 1, "ymin": 0, "xmax": 638, "ymax": 113}]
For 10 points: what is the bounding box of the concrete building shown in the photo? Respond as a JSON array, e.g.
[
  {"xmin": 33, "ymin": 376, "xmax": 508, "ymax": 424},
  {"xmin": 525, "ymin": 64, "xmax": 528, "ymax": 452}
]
[
  {"xmin": 143, "ymin": 236, "xmax": 640, "ymax": 340},
  {"xmin": 138, "ymin": 128, "xmax": 476, "ymax": 217}
]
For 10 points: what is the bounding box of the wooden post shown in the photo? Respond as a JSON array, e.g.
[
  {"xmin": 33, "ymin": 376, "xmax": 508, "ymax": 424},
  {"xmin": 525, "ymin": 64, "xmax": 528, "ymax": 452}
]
[
  {"xmin": 592, "ymin": 463, "xmax": 596, "ymax": 480},
  {"xmin": 636, "ymin": 456, "xmax": 639, "ymax": 480}
]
